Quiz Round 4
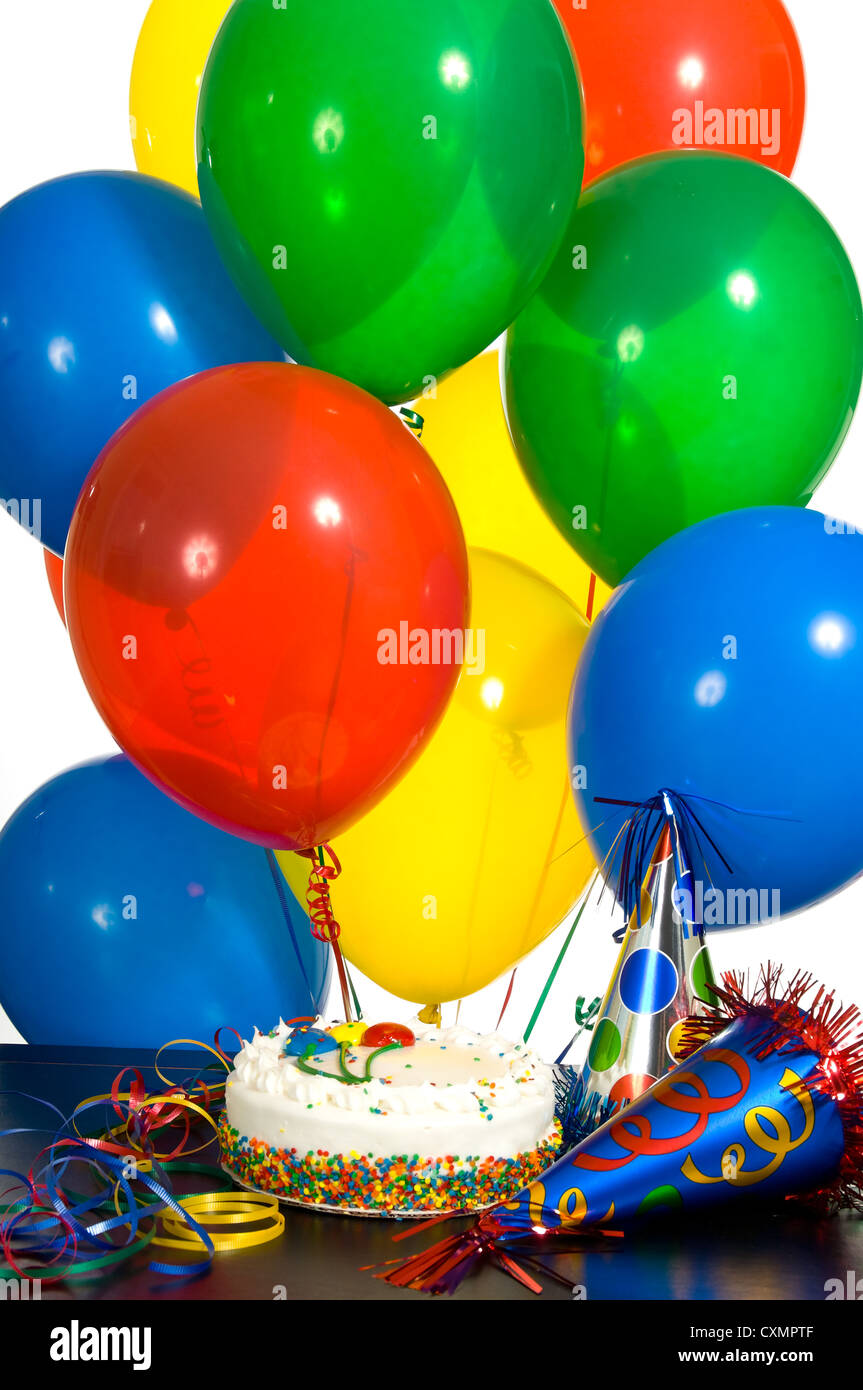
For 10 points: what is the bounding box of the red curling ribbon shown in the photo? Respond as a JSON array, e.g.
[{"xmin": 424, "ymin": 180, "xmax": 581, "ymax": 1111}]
[
  {"xmin": 213, "ymin": 1027, "xmax": 244, "ymax": 1065},
  {"xmin": 297, "ymin": 844, "xmax": 353, "ymax": 1022},
  {"xmin": 497, "ymin": 969, "xmax": 517, "ymax": 1030},
  {"xmin": 0, "ymin": 1034, "xmax": 288, "ymax": 1285},
  {"xmin": 586, "ymin": 572, "xmax": 597, "ymax": 623},
  {"xmin": 297, "ymin": 844, "xmax": 342, "ymax": 941}
]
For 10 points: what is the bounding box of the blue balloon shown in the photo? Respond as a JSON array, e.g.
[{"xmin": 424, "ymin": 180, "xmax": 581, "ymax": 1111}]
[
  {"xmin": 0, "ymin": 756, "xmax": 330, "ymax": 1046},
  {"xmin": 570, "ymin": 507, "xmax": 863, "ymax": 925},
  {"xmin": 0, "ymin": 172, "xmax": 284, "ymax": 556}
]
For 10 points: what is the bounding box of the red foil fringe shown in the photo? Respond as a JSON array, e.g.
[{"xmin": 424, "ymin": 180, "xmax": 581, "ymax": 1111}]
[
  {"xmin": 679, "ymin": 964, "xmax": 863, "ymax": 1213},
  {"xmin": 371, "ymin": 1210, "xmax": 620, "ymax": 1297}
]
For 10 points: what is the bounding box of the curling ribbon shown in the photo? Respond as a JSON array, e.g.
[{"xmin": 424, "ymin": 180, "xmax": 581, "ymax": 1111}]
[
  {"xmin": 0, "ymin": 1035, "xmax": 284, "ymax": 1285},
  {"xmin": 297, "ymin": 843, "xmax": 353, "ymax": 1022},
  {"xmin": 585, "ymin": 572, "xmax": 597, "ymax": 623},
  {"xmin": 522, "ymin": 880, "xmax": 597, "ymax": 1044},
  {"xmin": 397, "ymin": 406, "xmax": 425, "ymax": 438}
]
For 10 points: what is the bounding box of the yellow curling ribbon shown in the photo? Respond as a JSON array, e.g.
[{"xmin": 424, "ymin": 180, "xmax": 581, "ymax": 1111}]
[
  {"xmin": 157, "ymin": 1194, "xmax": 284, "ymax": 1253},
  {"xmin": 153, "ymin": 1038, "xmax": 232, "ymax": 1092},
  {"xmin": 74, "ymin": 1090, "xmax": 221, "ymax": 1160},
  {"xmin": 78, "ymin": 1037, "xmax": 285, "ymax": 1266},
  {"xmin": 105, "ymin": 1178, "xmax": 283, "ymax": 1257}
]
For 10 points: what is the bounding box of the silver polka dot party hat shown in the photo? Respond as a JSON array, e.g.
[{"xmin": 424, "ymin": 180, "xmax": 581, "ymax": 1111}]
[{"xmin": 574, "ymin": 813, "xmax": 717, "ymax": 1137}]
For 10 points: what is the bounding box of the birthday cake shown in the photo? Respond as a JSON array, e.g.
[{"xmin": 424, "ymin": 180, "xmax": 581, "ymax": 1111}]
[{"xmin": 219, "ymin": 1017, "xmax": 562, "ymax": 1216}]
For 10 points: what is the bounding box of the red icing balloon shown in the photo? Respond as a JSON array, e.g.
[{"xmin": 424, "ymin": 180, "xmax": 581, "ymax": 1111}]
[
  {"xmin": 363, "ymin": 1022, "xmax": 415, "ymax": 1049},
  {"xmin": 552, "ymin": 0, "xmax": 805, "ymax": 185},
  {"xmin": 64, "ymin": 363, "xmax": 469, "ymax": 850}
]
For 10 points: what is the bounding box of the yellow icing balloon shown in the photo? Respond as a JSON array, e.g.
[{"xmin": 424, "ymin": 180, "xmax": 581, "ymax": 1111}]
[
  {"xmin": 130, "ymin": 0, "xmax": 233, "ymax": 197},
  {"xmin": 418, "ymin": 353, "xmax": 611, "ymax": 619},
  {"xmin": 328, "ymin": 1022, "xmax": 368, "ymax": 1045},
  {"xmin": 278, "ymin": 549, "xmax": 597, "ymax": 1004}
]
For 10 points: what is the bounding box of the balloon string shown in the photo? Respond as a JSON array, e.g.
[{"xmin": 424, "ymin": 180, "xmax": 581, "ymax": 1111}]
[
  {"xmin": 314, "ymin": 545, "xmax": 362, "ymax": 828},
  {"xmin": 555, "ymin": 996, "xmax": 602, "ymax": 1066},
  {"xmin": 522, "ymin": 875, "xmax": 598, "ymax": 1045},
  {"xmin": 344, "ymin": 960, "xmax": 364, "ymax": 1022},
  {"xmin": 586, "ymin": 573, "xmax": 597, "ymax": 623},
  {"xmin": 164, "ymin": 608, "xmax": 252, "ymax": 790},
  {"xmin": 496, "ymin": 971, "xmax": 517, "ymax": 1030},
  {"xmin": 263, "ymin": 849, "xmax": 319, "ymax": 1016},
  {"xmin": 297, "ymin": 845, "xmax": 352, "ymax": 1022},
  {"xmin": 597, "ymin": 357, "xmax": 625, "ymax": 535}
]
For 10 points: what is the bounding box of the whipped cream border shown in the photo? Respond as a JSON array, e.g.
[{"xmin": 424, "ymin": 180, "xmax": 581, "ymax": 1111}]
[{"xmin": 229, "ymin": 1017, "xmax": 554, "ymax": 1119}]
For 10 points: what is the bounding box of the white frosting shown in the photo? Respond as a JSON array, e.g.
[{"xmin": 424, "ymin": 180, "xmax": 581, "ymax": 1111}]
[{"xmin": 225, "ymin": 1018, "xmax": 557, "ymax": 1161}]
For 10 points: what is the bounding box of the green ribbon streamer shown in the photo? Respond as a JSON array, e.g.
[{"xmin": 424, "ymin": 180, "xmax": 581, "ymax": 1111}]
[
  {"xmin": 344, "ymin": 960, "xmax": 364, "ymax": 1020},
  {"xmin": 522, "ymin": 875, "xmax": 598, "ymax": 1044}
]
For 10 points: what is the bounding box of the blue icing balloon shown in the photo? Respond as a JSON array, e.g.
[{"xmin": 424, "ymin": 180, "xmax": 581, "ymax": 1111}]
[
  {"xmin": 284, "ymin": 1026, "xmax": 339, "ymax": 1057},
  {"xmin": 619, "ymin": 948, "xmax": 678, "ymax": 1016}
]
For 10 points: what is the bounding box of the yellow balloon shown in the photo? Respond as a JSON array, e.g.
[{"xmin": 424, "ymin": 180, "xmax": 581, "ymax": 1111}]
[
  {"xmin": 278, "ymin": 549, "xmax": 596, "ymax": 1005},
  {"xmin": 419, "ymin": 353, "xmax": 611, "ymax": 619},
  {"xmin": 130, "ymin": 0, "xmax": 233, "ymax": 197}
]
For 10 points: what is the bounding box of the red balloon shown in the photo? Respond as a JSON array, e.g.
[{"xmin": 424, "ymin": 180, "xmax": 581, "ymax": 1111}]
[
  {"xmin": 65, "ymin": 363, "xmax": 469, "ymax": 850},
  {"xmin": 43, "ymin": 549, "xmax": 66, "ymax": 627},
  {"xmin": 553, "ymin": 0, "xmax": 805, "ymax": 185}
]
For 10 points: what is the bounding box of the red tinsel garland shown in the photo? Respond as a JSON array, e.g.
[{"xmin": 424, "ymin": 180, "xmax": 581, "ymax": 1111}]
[{"xmin": 678, "ymin": 964, "xmax": 863, "ymax": 1212}]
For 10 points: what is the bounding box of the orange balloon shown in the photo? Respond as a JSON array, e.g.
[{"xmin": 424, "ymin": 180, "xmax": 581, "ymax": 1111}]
[
  {"xmin": 43, "ymin": 549, "xmax": 66, "ymax": 626},
  {"xmin": 554, "ymin": 0, "xmax": 805, "ymax": 185}
]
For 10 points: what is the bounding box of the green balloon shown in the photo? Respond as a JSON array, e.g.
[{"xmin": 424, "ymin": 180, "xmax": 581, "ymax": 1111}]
[
  {"xmin": 197, "ymin": 0, "xmax": 584, "ymax": 404},
  {"xmin": 504, "ymin": 153, "xmax": 863, "ymax": 586}
]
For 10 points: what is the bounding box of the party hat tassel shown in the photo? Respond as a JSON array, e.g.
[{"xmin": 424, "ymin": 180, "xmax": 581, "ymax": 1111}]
[
  {"xmin": 374, "ymin": 1210, "xmax": 619, "ymax": 1296},
  {"xmin": 575, "ymin": 814, "xmax": 716, "ymax": 1134}
]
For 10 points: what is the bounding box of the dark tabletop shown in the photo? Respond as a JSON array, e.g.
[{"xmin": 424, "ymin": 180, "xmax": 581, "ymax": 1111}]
[{"xmin": 1, "ymin": 1044, "xmax": 861, "ymax": 1303}]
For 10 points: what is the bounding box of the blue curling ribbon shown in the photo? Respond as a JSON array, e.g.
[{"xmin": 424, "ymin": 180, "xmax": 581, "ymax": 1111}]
[{"xmin": 0, "ymin": 1090, "xmax": 216, "ymax": 1278}]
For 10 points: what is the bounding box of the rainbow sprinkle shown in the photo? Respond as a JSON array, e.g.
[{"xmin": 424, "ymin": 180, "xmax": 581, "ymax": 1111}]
[{"xmin": 219, "ymin": 1116, "xmax": 563, "ymax": 1215}]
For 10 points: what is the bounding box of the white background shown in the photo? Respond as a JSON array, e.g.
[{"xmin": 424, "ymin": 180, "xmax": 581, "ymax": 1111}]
[{"xmin": 0, "ymin": 0, "xmax": 862, "ymax": 1056}]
